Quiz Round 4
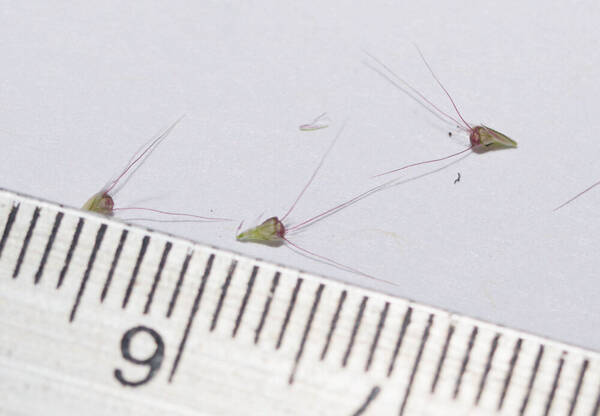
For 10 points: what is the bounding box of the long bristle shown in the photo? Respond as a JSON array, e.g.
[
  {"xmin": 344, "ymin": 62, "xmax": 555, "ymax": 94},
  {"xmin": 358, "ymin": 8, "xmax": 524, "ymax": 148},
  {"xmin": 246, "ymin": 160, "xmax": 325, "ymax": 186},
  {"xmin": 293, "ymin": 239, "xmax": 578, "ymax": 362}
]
[
  {"xmin": 103, "ymin": 116, "xmax": 185, "ymax": 195},
  {"xmin": 363, "ymin": 50, "xmax": 469, "ymax": 132},
  {"xmin": 283, "ymin": 237, "xmax": 398, "ymax": 286},
  {"xmin": 554, "ymin": 180, "xmax": 600, "ymax": 211},
  {"xmin": 413, "ymin": 44, "xmax": 472, "ymax": 131},
  {"xmin": 373, "ymin": 146, "xmax": 474, "ymax": 178},
  {"xmin": 113, "ymin": 207, "xmax": 232, "ymax": 222},
  {"xmin": 280, "ymin": 122, "xmax": 347, "ymax": 222}
]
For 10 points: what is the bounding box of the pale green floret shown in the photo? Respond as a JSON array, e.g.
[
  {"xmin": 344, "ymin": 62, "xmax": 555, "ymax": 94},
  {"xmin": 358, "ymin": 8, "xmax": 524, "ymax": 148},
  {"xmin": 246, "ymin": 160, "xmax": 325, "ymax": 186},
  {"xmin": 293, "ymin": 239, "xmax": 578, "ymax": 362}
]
[
  {"xmin": 236, "ymin": 217, "xmax": 284, "ymax": 242},
  {"xmin": 82, "ymin": 192, "xmax": 114, "ymax": 215},
  {"xmin": 480, "ymin": 125, "xmax": 517, "ymax": 148}
]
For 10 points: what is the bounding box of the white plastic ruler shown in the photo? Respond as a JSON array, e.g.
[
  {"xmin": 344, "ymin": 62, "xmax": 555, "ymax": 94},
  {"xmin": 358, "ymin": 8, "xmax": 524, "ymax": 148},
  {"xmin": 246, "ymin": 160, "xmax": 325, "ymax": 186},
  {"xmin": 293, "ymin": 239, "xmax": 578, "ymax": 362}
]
[{"xmin": 0, "ymin": 187, "xmax": 598, "ymax": 415}]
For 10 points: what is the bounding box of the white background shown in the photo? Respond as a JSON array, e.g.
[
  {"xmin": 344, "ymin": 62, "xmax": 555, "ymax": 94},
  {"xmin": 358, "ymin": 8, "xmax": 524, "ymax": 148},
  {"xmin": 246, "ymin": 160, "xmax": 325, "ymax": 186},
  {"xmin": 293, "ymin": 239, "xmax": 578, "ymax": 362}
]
[{"xmin": 1, "ymin": 1, "xmax": 599, "ymax": 350}]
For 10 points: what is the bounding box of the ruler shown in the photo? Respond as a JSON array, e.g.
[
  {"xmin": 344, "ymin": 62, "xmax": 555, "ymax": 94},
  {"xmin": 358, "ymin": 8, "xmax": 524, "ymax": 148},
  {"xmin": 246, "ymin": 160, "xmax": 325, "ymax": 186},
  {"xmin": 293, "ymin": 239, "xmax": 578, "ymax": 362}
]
[{"xmin": 0, "ymin": 187, "xmax": 598, "ymax": 416}]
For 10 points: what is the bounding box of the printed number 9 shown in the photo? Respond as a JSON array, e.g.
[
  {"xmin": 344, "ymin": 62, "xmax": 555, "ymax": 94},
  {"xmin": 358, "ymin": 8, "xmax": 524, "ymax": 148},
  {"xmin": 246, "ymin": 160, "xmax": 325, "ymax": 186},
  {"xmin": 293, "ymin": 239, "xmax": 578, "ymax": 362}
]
[{"xmin": 114, "ymin": 326, "xmax": 164, "ymax": 387}]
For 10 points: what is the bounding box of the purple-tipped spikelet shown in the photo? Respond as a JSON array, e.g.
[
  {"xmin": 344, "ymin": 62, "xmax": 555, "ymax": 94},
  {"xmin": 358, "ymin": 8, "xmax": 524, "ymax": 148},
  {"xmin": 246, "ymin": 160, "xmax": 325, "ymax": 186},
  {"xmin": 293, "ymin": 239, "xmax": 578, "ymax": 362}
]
[
  {"xmin": 82, "ymin": 192, "xmax": 115, "ymax": 215},
  {"xmin": 236, "ymin": 217, "xmax": 286, "ymax": 242},
  {"xmin": 470, "ymin": 125, "xmax": 517, "ymax": 148}
]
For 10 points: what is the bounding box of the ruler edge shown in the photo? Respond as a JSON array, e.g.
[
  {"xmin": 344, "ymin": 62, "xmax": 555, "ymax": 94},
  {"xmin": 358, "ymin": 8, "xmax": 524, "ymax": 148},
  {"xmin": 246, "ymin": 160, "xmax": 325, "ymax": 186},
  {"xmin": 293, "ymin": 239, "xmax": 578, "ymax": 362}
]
[{"xmin": 0, "ymin": 186, "xmax": 598, "ymax": 358}]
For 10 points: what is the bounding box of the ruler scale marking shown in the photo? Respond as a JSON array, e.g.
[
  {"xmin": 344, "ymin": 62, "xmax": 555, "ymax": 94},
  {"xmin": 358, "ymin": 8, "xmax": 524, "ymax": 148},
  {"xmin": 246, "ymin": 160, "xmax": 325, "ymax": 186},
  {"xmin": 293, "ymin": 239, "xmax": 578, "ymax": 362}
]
[
  {"xmin": 387, "ymin": 306, "xmax": 413, "ymax": 377},
  {"xmin": 34, "ymin": 212, "xmax": 63, "ymax": 284},
  {"xmin": 475, "ymin": 332, "xmax": 500, "ymax": 405},
  {"xmin": 592, "ymin": 383, "xmax": 600, "ymax": 416},
  {"xmin": 519, "ymin": 344, "xmax": 545, "ymax": 416},
  {"xmin": 275, "ymin": 277, "xmax": 303, "ymax": 350},
  {"xmin": 12, "ymin": 207, "xmax": 40, "ymax": 278},
  {"xmin": 288, "ymin": 283, "xmax": 324, "ymax": 384},
  {"xmin": 69, "ymin": 224, "xmax": 107, "ymax": 322},
  {"xmin": 320, "ymin": 289, "xmax": 346, "ymax": 360},
  {"xmin": 498, "ymin": 337, "xmax": 523, "ymax": 410},
  {"xmin": 232, "ymin": 265, "xmax": 258, "ymax": 337},
  {"xmin": 0, "ymin": 203, "xmax": 19, "ymax": 259},
  {"xmin": 166, "ymin": 251, "xmax": 192, "ymax": 318},
  {"xmin": 453, "ymin": 326, "xmax": 478, "ymax": 399},
  {"xmin": 352, "ymin": 386, "xmax": 381, "ymax": 416},
  {"xmin": 254, "ymin": 271, "xmax": 280, "ymax": 344},
  {"xmin": 210, "ymin": 259, "xmax": 237, "ymax": 332},
  {"xmin": 342, "ymin": 296, "xmax": 368, "ymax": 368},
  {"xmin": 543, "ymin": 352, "xmax": 566, "ymax": 416},
  {"xmin": 56, "ymin": 217, "xmax": 84, "ymax": 289},
  {"xmin": 399, "ymin": 314, "xmax": 434, "ymax": 416},
  {"xmin": 168, "ymin": 253, "xmax": 215, "ymax": 382},
  {"xmin": 365, "ymin": 301, "xmax": 389, "ymax": 372},
  {"xmin": 122, "ymin": 235, "xmax": 150, "ymax": 308},
  {"xmin": 567, "ymin": 358, "xmax": 589, "ymax": 416},
  {"xmin": 144, "ymin": 241, "xmax": 172, "ymax": 315},
  {"xmin": 431, "ymin": 323, "xmax": 455, "ymax": 393},
  {"xmin": 100, "ymin": 229, "xmax": 127, "ymax": 302}
]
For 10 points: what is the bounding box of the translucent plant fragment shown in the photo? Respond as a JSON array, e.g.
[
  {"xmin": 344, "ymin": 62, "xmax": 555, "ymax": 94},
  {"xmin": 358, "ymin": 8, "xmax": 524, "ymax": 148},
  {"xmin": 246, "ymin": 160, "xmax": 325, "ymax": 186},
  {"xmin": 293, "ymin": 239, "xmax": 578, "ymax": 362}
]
[
  {"xmin": 364, "ymin": 46, "xmax": 516, "ymax": 178},
  {"xmin": 299, "ymin": 112, "xmax": 330, "ymax": 131},
  {"xmin": 236, "ymin": 125, "xmax": 399, "ymax": 286},
  {"xmin": 82, "ymin": 117, "xmax": 231, "ymax": 223}
]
